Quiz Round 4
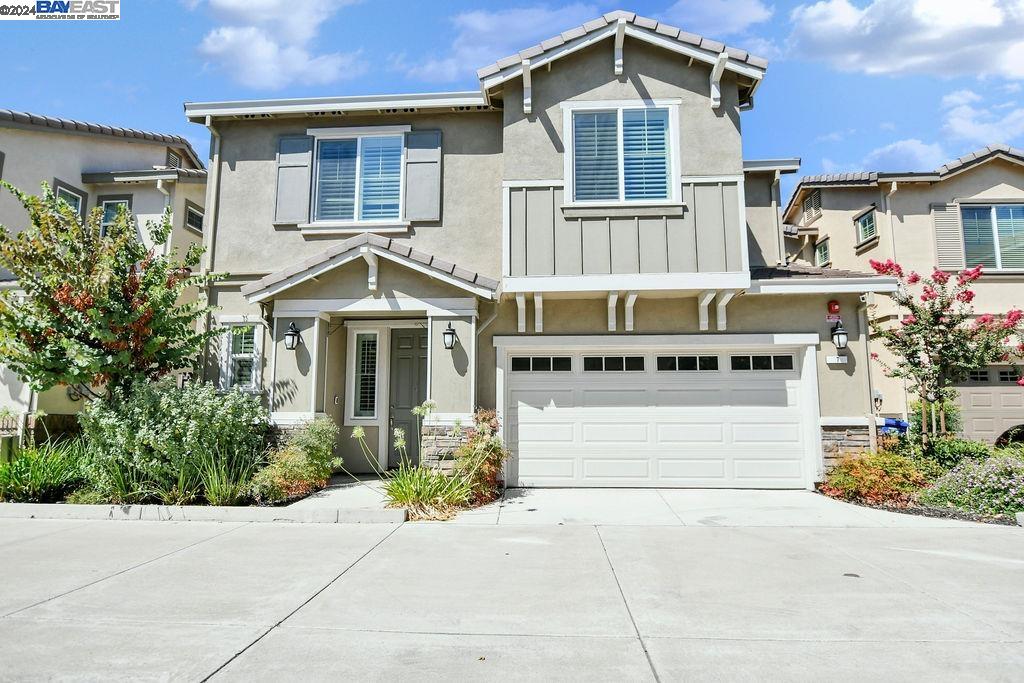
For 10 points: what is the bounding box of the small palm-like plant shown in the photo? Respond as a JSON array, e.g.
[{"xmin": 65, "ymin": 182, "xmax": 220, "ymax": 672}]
[{"xmin": 0, "ymin": 439, "xmax": 86, "ymax": 503}]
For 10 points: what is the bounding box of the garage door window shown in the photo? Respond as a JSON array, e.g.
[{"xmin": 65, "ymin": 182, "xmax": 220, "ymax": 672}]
[
  {"xmin": 584, "ymin": 355, "xmax": 645, "ymax": 372},
  {"xmin": 511, "ymin": 356, "xmax": 571, "ymax": 372},
  {"xmin": 968, "ymin": 369, "xmax": 990, "ymax": 383},
  {"xmin": 999, "ymin": 369, "xmax": 1020, "ymax": 383},
  {"xmin": 657, "ymin": 355, "xmax": 719, "ymax": 372},
  {"xmin": 731, "ymin": 354, "xmax": 794, "ymax": 371}
]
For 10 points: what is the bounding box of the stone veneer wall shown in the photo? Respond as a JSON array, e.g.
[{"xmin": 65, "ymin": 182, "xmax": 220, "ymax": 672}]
[
  {"xmin": 821, "ymin": 425, "xmax": 874, "ymax": 471},
  {"xmin": 421, "ymin": 423, "xmax": 470, "ymax": 474}
]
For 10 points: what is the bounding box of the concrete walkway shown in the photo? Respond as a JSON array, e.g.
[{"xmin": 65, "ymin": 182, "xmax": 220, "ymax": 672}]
[{"xmin": 1, "ymin": 510, "xmax": 1021, "ymax": 680}]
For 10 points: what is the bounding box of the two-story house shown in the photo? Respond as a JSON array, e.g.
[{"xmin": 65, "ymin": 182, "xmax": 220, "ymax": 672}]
[
  {"xmin": 782, "ymin": 144, "xmax": 1024, "ymax": 443},
  {"xmin": 0, "ymin": 109, "xmax": 207, "ymax": 424},
  {"xmin": 186, "ymin": 10, "xmax": 896, "ymax": 489}
]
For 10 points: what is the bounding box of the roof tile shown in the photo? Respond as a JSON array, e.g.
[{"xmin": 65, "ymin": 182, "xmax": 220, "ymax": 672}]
[
  {"xmin": 582, "ymin": 17, "xmax": 608, "ymax": 31},
  {"xmin": 632, "ymin": 14, "xmax": 657, "ymax": 29},
  {"xmin": 654, "ymin": 22, "xmax": 680, "ymax": 38}
]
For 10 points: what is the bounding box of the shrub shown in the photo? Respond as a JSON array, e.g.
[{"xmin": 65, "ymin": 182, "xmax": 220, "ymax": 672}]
[
  {"xmin": 453, "ymin": 410, "xmax": 509, "ymax": 506},
  {"xmin": 820, "ymin": 451, "xmax": 929, "ymax": 506},
  {"xmin": 198, "ymin": 445, "xmax": 262, "ymax": 506},
  {"xmin": 78, "ymin": 379, "xmax": 269, "ymax": 503},
  {"xmin": 909, "ymin": 399, "xmax": 962, "ymax": 438},
  {"xmin": 924, "ymin": 437, "xmax": 991, "ymax": 470},
  {"xmin": 383, "ymin": 459, "xmax": 471, "ymax": 520},
  {"xmin": 249, "ymin": 417, "xmax": 340, "ymax": 505},
  {"xmin": 919, "ymin": 453, "xmax": 1024, "ymax": 516},
  {"xmin": 0, "ymin": 440, "xmax": 86, "ymax": 503}
]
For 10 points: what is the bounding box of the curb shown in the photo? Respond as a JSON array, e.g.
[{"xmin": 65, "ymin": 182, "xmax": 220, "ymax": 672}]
[
  {"xmin": 1017, "ymin": 512, "xmax": 1024, "ymax": 527},
  {"xmin": 0, "ymin": 502, "xmax": 407, "ymax": 524}
]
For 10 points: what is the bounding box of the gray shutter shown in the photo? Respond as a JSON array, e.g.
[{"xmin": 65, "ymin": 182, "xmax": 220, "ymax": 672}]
[
  {"xmin": 274, "ymin": 135, "xmax": 314, "ymax": 225},
  {"xmin": 403, "ymin": 130, "xmax": 442, "ymax": 222},
  {"xmin": 932, "ymin": 202, "xmax": 965, "ymax": 269}
]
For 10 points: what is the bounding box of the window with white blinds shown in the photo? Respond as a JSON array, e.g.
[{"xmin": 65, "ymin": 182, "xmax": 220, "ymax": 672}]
[
  {"xmin": 570, "ymin": 105, "xmax": 674, "ymax": 204},
  {"xmin": 314, "ymin": 134, "xmax": 403, "ymax": 222},
  {"xmin": 354, "ymin": 332, "xmax": 378, "ymax": 418},
  {"xmin": 961, "ymin": 204, "xmax": 1024, "ymax": 270}
]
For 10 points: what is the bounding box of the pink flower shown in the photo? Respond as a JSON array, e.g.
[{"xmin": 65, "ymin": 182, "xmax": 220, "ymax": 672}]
[
  {"xmin": 1003, "ymin": 309, "xmax": 1024, "ymax": 328},
  {"xmin": 974, "ymin": 314, "xmax": 995, "ymax": 328},
  {"xmin": 958, "ymin": 265, "xmax": 984, "ymax": 285},
  {"xmin": 869, "ymin": 259, "xmax": 904, "ymax": 278},
  {"xmin": 956, "ymin": 289, "xmax": 975, "ymax": 303},
  {"xmin": 902, "ymin": 314, "xmax": 917, "ymax": 325},
  {"xmin": 921, "ymin": 286, "xmax": 939, "ymax": 301},
  {"xmin": 906, "ymin": 272, "xmax": 921, "ymax": 284},
  {"xmin": 1017, "ymin": 377, "xmax": 1024, "ymax": 387},
  {"xmin": 931, "ymin": 269, "xmax": 950, "ymax": 284},
  {"xmin": 870, "ymin": 352, "xmax": 879, "ymax": 360}
]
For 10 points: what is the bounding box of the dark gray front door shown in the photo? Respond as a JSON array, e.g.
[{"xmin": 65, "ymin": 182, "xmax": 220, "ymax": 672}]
[{"xmin": 388, "ymin": 327, "xmax": 428, "ymax": 467}]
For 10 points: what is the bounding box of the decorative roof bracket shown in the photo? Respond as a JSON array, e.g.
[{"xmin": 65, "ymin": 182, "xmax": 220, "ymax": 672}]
[
  {"xmin": 710, "ymin": 51, "xmax": 729, "ymax": 110},
  {"xmin": 613, "ymin": 18, "xmax": 626, "ymax": 76}
]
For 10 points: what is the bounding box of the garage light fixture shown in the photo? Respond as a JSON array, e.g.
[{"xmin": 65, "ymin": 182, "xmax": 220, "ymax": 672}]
[
  {"xmin": 442, "ymin": 322, "xmax": 458, "ymax": 350},
  {"xmin": 831, "ymin": 320, "xmax": 848, "ymax": 350},
  {"xmin": 284, "ymin": 322, "xmax": 302, "ymax": 351}
]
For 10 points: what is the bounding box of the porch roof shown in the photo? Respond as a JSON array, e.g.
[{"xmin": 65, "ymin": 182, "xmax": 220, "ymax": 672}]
[{"xmin": 238, "ymin": 233, "xmax": 499, "ymax": 302}]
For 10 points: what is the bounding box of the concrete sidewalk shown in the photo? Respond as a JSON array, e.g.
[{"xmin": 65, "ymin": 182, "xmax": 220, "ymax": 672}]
[{"xmin": 1, "ymin": 516, "xmax": 1021, "ymax": 680}]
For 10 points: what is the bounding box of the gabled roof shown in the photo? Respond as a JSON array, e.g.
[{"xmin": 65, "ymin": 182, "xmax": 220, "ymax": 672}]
[
  {"xmin": 239, "ymin": 233, "xmax": 499, "ymax": 303},
  {"xmin": 477, "ymin": 10, "xmax": 767, "ymax": 107},
  {"xmin": 783, "ymin": 144, "xmax": 1024, "ymax": 221},
  {"xmin": 0, "ymin": 108, "xmax": 202, "ymax": 169}
]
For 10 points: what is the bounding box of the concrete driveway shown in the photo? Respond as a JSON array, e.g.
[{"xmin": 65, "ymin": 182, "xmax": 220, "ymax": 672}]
[{"xmin": 1, "ymin": 504, "xmax": 1022, "ymax": 681}]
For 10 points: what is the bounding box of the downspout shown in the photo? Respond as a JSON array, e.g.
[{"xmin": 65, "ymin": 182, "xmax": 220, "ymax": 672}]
[
  {"xmin": 772, "ymin": 170, "xmax": 785, "ymax": 265},
  {"xmin": 858, "ymin": 294, "xmax": 878, "ymax": 452},
  {"xmin": 155, "ymin": 179, "xmax": 172, "ymax": 256},
  {"xmin": 200, "ymin": 116, "xmax": 222, "ymax": 382}
]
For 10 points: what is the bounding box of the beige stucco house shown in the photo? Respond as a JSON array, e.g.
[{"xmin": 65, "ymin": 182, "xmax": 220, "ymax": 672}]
[
  {"xmin": 186, "ymin": 10, "xmax": 897, "ymax": 489},
  {"xmin": 782, "ymin": 145, "xmax": 1024, "ymax": 443},
  {"xmin": 0, "ymin": 109, "xmax": 206, "ymax": 423}
]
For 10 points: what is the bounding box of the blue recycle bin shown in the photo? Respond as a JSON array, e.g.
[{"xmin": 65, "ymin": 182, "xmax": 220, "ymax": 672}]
[{"xmin": 880, "ymin": 418, "xmax": 909, "ymax": 436}]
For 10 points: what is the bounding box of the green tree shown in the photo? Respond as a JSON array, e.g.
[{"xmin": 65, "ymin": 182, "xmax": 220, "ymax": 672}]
[
  {"xmin": 869, "ymin": 259, "xmax": 1023, "ymax": 438},
  {"xmin": 0, "ymin": 182, "xmax": 220, "ymax": 399}
]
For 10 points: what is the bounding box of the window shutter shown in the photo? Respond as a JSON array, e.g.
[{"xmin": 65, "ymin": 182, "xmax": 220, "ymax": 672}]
[
  {"xmin": 403, "ymin": 130, "xmax": 442, "ymax": 221},
  {"xmin": 996, "ymin": 205, "xmax": 1024, "ymax": 269},
  {"xmin": 622, "ymin": 109, "xmax": 669, "ymax": 201},
  {"xmin": 274, "ymin": 135, "xmax": 314, "ymax": 224},
  {"xmin": 932, "ymin": 202, "xmax": 966, "ymax": 270},
  {"xmin": 573, "ymin": 111, "xmax": 619, "ymax": 201}
]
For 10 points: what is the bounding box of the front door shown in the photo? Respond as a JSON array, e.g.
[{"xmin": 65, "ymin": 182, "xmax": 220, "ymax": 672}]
[{"xmin": 388, "ymin": 327, "xmax": 428, "ymax": 467}]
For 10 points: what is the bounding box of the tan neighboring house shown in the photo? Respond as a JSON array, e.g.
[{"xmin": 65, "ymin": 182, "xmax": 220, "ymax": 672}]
[
  {"xmin": 782, "ymin": 144, "xmax": 1024, "ymax": 443},
  {"xmin": 186, "ymin": 10, "xmax": 897, "ymax": 489},
  {"xmin": 0, "ymin": 109, "xmax": 207, "ymax": 424}
]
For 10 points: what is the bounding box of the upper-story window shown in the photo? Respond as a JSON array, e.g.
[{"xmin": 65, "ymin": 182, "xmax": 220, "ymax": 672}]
[
  {"xmin": 55, "ymin": 186, "xmax": 84, "ymax": 215},
  {"xmin": 313, "ymin": 130, "xmax": 404, "ymax": 224},
  {"xmin": 961, "ymin": 204, "xmax": 1024, "ymax": 270},
  {"xmin": 185, "ymin": 204, "xmax": 204, "ymax": 234},
  {"xmin": 815, "ymin": 238, "xmax": 830, "ymax": 266},
  {"xmin": 802, "ymin": 189, "xmax": 821, "ymax": 224},
  {"xmin": 99, "ymin": 197, "xmax": 131, "ymax": 235},
  {"xmin": 565, "ymin": 101, "xmax": 678, "ymax": 205},
  {"xmin": 855, "ymin": 209, "xmax": 876, "ymax": 244}
]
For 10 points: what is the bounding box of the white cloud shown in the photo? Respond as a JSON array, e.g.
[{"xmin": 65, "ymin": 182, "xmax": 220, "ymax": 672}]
[
  {"xmin": 787, "ymin": 0, "xmax": 1024, "ymax": 81},
  {"xmin": 879, "ymin": 121, "xmax": 896, "ymax": 131},
  {"xmin": 861, "ymin": 139, "xmax": 948, "ymax": 171},
  {"xmin": 404, "ymin": 4, "xmax": 598, "ymax": 83},
  {"xmin": 943, "ymin": 99, "xmax": 1024, "ymax": 146},
  {"xmin": 660, "ymin": 0, "xmax": 773, "ymax": 37},
  {"xmin": 815, "ymin": 128, "xmax": 856, "ymax": 143},
  {"xmin": 1003, "ymin": 83, "xmax": 1023, "ymax": 94},
  {"xmin": 194, "ymin": 0, "xmax": 365, "ymax": 89},
  {"xmin": 941, "ymin": 89, "xmax": 982, "ymax": 109}
]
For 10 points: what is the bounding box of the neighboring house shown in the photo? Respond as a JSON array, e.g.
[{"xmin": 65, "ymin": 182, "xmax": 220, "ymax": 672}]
[
  {"xmin": 185, "ymin": 10, "xmax": 896, "ymax": 489},
  {"xmin": 0, "ymin": 109, "xmax": 207, "ymax": 424},
  {"xmin": 782, "ymin": 144, "xmax": 1024, "ymax": 443}
]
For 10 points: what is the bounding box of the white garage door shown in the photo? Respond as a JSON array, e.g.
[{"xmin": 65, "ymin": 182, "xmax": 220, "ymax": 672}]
[
  {"xmin": 506, "ymin": 348, "xmax": 813, "ymax": 488},
  {"xmin": 957, "ymin": 367, "xmax": 1024, "ymax": 443}
]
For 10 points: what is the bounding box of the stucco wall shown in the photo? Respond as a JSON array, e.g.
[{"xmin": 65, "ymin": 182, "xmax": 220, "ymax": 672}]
[
  {"xmin": 429, "ymin": 316, "xmax": 473, "ymax": 414},
  {"xmin": 744, "ymin": 171, "xmax": 783, "ymax": 267}
]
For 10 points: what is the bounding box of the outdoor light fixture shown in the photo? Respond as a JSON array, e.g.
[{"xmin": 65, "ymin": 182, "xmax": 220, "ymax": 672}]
[
  {"xmin": 831, "ymin": 320, "xmax": 849, "ymax": 350},
  {"xmin": 442, "ymin": 322, "xmax": 458, "ymax": 350},
  {"xmin": 284, "ymin": 322, "xmax": 301, "ymax": 351}
]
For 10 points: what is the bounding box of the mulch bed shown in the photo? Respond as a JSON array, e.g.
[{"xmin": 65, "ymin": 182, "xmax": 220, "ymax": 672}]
[{"xmin": 816, "ymin": 491, "xmax": 1019, "ymax": 526}]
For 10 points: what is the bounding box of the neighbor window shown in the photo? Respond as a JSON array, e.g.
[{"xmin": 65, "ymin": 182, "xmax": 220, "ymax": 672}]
[
  {"xmin": 731, "ymin": 355, "xmax": 794, "ymax": 371},
  {"xmin": 855, "ymin": 210, "xmax": 876, "ymax": 243},
  {"xmin": 185, "ymin": 205, "xmax": 204, "ymax": 234},
  {"xmin": 583, "ymin": 356, "xmax": 645, "ymax": 372},
  {"xmin": 802, "ymin": 189, "xmax": 821, "ymax": 224},
  {"xmin": 657, "ymin": 355, "xmax": 719, "ymax": 372},
  {"xmin": 314, "ymin": 134, "xmax": 403, "ymax": 223},
  {"xmin": 56, "ymin": 186, "xmax": 83, "ymax": 215},
  {"xmin": 815, "ymin": 238, "xmax": 830, "ymax": 266},
  {"xmin": 961, "ymin": 205, "xmax": 1024, "ymax": 270},
  {"xmin": 571, "ymin": 105, "xmax": 672, "ymax": 203},
  {"xmin": 225, "ymin": 325, "xmax": 259, "ymax": 391},
  {"xmin": 353, "ymin": 332, "xmax": 378, "ymax": 418},
  {"xmin": 511, "ymin": 356, "xmax": 572, "ymax": 372},
  {"xmin": 100, "ymin": 199, "xmax": 130, "ymax": 234}
]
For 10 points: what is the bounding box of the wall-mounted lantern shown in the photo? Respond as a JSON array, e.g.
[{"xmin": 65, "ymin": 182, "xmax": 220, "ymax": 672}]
[
  {"xmin": 442, "ymin": 322, "xmax": 458, "ymax": 350},
  {"xmin": 831, "ymin": 320, "xmax": 849, "ymax": 350},
  {"xmin": 284, "ymin": 322, "xmax": 302, "ymax": 351}
]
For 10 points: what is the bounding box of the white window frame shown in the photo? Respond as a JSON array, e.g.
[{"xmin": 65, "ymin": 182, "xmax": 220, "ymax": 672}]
[
  {"xmin": 961, "ymin": 204, "xmax": 1024, "ymax": 271},
  {"xmin": 344, "ymin": 324, "xmax": 384, "ymax": 426},
  {"xmin": 100, "ymin": 199, "xmax": 130, "ymax": 234},
  {"xmin": 854, "ymin": 209, "xmax": 876, "ymax": 244},
  {"xmin": 656, "ymin": 354, "xmax": 721, "ymax": 372},
  {"xmin": 815, "ymin": 238, "xmax": 831, "ymax": 266},
  {"xmin": 561, "ymin": 99, "xmax": 681, "ymax": 208},
  {"xmin": 307, "ymin": 125, "xmax": 410, "ymax": 229},
  {"xmin": 218, "ymin": 319, "xmax": 264, "ymax": 393},
  {"xmin": 56, "ymin": 186, "xmax": 84, "ymax": 214},
  {"xmin": 185, "ymin": 205, "xmax": 204, "ymax": 235}
]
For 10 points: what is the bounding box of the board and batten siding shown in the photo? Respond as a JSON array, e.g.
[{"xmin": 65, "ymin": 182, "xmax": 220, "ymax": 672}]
[{"xmin": 507, "ymin": 182, "xmax": 744, "ymax": 277}]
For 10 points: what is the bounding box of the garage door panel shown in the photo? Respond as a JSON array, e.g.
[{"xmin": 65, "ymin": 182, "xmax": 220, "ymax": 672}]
[
  {"xmin": 657, "ymin": 459, "xmax": 727, "ymax": 479},
  {"xmin": 656, "ymin": 423, "xmax": 725, "ymax": 443},
  {"xmin": 512, "ymin": 389, "xmax": 575, "ymax": 410},
  {"xmin": 582, "ymin": 459, "xmax": 650, "ymax": 479},
  {"xmin": 516, "ymin": 422, "xmax": 575, "ymax": 443},
  {"xmin": 1000, "ymin": 393, "xmax": 1024, "ymax": 409},
  {"xmin": 732, "ymin": 422, "xmax": 802, "ymax": 444},
  {"xmin": 734, "ymin": 459, "xmax": 804, "ymax": 480},
  {"xmin": 517, "ymin": 458, "xmax": 575, "ymax": 479},
  {"xmin": 579, "ymin": 388, "xmax": 648, "ymax": 406},
  {"xmin": 968, "ymin": 392, "xmax": 993, "ymax": 408},
  {"xmin": 725, "ymin": 386, "xmax": 791, "ymax": 407},
  {"xmin": 957, "ymin": 379, "xmax": 1024, "ymax": 442},
  {"xmin": 652, "ymin": 388, "xmax": 728, "ymax": 406},
  {"xmin": 581, "ymin": 422, "xmax": 649, "ymax": 443}
]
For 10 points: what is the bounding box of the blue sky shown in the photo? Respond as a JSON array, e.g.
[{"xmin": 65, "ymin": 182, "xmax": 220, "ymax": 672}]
[{"xmin": 2, "ymin": 0, "xmax": 1023, "ymax": 201}]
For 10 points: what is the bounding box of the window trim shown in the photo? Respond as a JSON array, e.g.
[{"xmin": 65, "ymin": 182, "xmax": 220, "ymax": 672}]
[
  {"xmin": 730, "ymin": 354, "xmax": 796, "ymax": 372},
  {"xmin": 853, "ymin": 206, "xmax": 877, "ymax": 244},
  {"xmin": 960, "ymin": 203, "xmax": 1024, "ymax": 272},
  {"xmin": 346, "ymin": 328, "xmax": 381, "ymax": 423},
  {"xmin": 656, "ymin": 354, "xmax": 720, "ymax": 372},
  {"xmin": 582, "ymin": 355, "xmax": 646, "ymax": 372},
  {"xmin": 52, "ymin": 177, "xmax": 87, "ymax": 219},
  {"xmin": 184, "ymin": 199, "xmax": 204, "ymax": 235},
  {"xmin": 561, "ymin": 99, "xmax": 682, "ymax": 208},
  {"xmin": 218, "ymin": 320, "xmax": 264, "ymax": 393},
  {"xmin": 307, "ymin": 125, "xmax": 410, "ymax": 229},
  {"xmin": 815, "ymin": 237, "xmax": 831, "ymax": 267},
  {"xmin": 510, "ymin": 356, "xmax": 572, "ymax": 372}
]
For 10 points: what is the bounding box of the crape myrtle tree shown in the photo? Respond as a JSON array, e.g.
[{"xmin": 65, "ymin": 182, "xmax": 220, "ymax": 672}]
[
  {"xmin": 0, "ymin": 181, "xmax": 220, "ymax": 401},
  {"xmin": 868, "ymin": 259, "xmax": 1024, "ymax": 439}
]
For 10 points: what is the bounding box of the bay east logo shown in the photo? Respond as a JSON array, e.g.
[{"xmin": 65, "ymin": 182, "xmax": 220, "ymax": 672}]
[{"xmin": 34, "ymin": 0, "xmax": 119, "ymax": 19}]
